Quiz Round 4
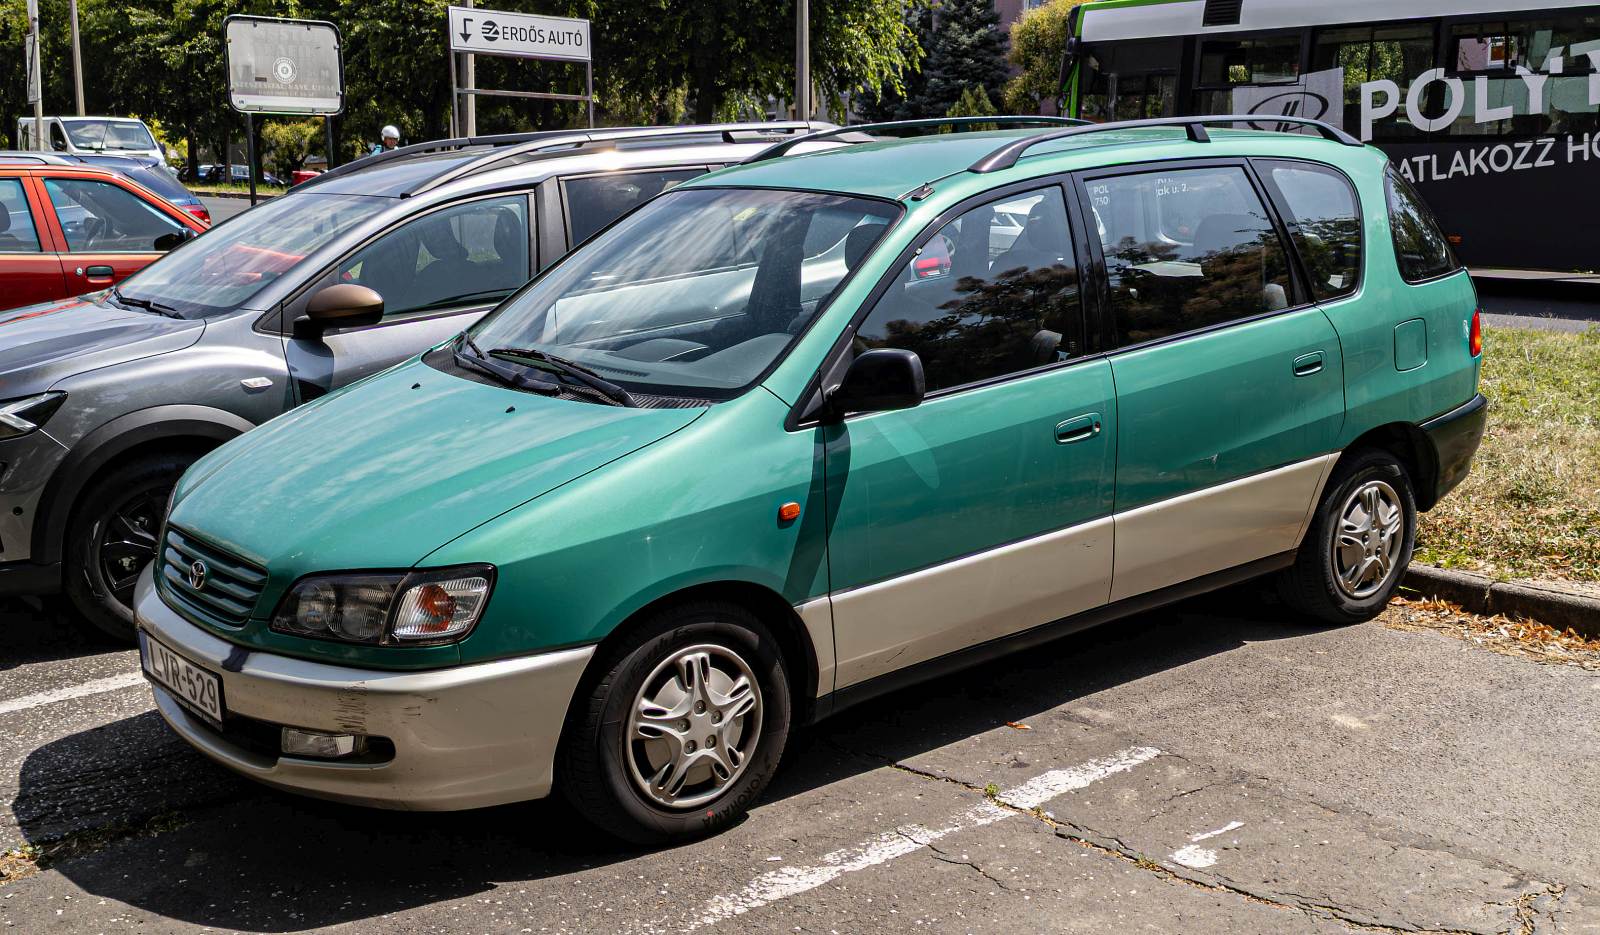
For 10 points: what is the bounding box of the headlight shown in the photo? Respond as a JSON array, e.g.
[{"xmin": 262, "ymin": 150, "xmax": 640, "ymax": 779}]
[
  {"xmin": 270, "ymin": 565, "xmax": 494, "ymax": 646},
  {"xmin": 0, "ymin": 392, "xmax": 66, "ymax": 441}
]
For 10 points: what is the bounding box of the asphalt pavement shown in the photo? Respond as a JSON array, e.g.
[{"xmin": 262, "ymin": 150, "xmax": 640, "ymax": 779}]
[
  {"xmin": 2, "ymin": 589, "xmax": 1597, "ymax": 934},
  {"xmin": 198, "ymin": 196, "xmax": 255, "ymax": 225}
]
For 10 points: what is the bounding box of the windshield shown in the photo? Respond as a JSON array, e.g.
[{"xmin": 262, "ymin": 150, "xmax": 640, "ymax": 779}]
[
  {"xmin": 64, "ymin": 119, "xmax": 157, "ymax": 152},
  {"xmin": 117, "ymin": 193, "xmax": 385, "ymax": 319},
  {"xmin": 466, "ymin": 187, "xmax": 899, "ymax": 401}
]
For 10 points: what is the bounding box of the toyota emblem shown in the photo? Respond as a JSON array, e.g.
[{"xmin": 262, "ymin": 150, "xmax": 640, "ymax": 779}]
[{"xmin": 188, "ymin": 560, "xmax": 208, "ymax": 591}]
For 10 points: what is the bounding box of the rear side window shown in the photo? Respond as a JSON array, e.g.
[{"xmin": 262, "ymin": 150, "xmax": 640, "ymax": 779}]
[
  {"xmin": 0, "ymin": 179, "xmax": 41, "ymax": 252},
  {"xmin": 1258, "ymin": 161, "xmax": 1362, "ymax": 301},
  {"xmin": 1385, "ymin": 169, "xmax": 1459, "ymax": 283},
  {"xmin": 564, "ymin": 169, "xmax": 702, "ymax": 245},
  {"xmin": 1086, "ymin": 166, "xmax": 1293, "ymax": 347},
  {"xmin": 854, "ymin": 187, "xmax": 1084, "ymax": 393}
]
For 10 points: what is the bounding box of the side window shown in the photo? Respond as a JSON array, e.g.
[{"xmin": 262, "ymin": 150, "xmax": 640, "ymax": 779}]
[
  {"xmin": 1259, "ymin": 160, "xmax": 1362, "ymax": 301},
  {"xmin": 563, "ymin": 169, "xmax": 702, "ymax": 245},
  {"xmin": 1086, "ymin": 166, "xmax": 1293, "ymax": 347},
  {"xmin": 43, "ymin": 178, "xmax": 186, "ymax": 253},
  {"xmin": 0, "ymin": 180, "xmax": 42, "ymax": 253},
  {"xmin": 1385, "ymin": 169, "xmax": 1460, "ymax": 283},
  {"xmin": 336, "ymin": 195, "xmax": 530, "ymax": 320},
  {"xmin": 49, "ymin": 122, "xmax": 70, "ymax": 152},
  {"xmin": 855, "ymin": 186, "xmax": 1083, "ymax": 393}
]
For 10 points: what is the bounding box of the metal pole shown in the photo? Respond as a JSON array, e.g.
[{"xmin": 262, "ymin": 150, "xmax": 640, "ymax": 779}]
[
  {"xmin": 795, "ymin": 0, "xmax": 810, "ymax": 121},
  {"xmin": 26, "ymin": 0, "xmax": 43, "ymax": 150},
  {"xmin": 69, "ymin": 0, "xmax": 84, "ymax": 116},
  {"xmin": 449, "ymin": 50, "xmax": 459, "ymax": 138},
  {"xmin": 464, "ymin": 0, "xmax": 476, "ymax": 136},
  {"xmin": 586, "ymin": 62, "xmax": 594, "ymax": 128},
  {"xmin": 245, "ymin": 112, "xmax": 257, "ymax": 206},
  {"xmin": 324, "ymin": 114, "xmax": 335, "ymax": 170}
]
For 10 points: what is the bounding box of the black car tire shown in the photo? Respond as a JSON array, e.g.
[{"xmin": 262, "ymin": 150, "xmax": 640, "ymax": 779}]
[
  {"xmin": 63, "ymin": 453, "xmax": 193, "ymax": 643},
  {"xmin": 1278, "ymin": 449, "xmax": 1418, "ymax": 625},
  {"xmin": 559, "ymin": 601, "xmax": 792, "ymax": 845}
]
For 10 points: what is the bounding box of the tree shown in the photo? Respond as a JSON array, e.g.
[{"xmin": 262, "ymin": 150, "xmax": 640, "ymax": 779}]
[
  {"xmin": 920, "ymin": 0, "xmax": 1009, "ymax": 118},
  {"xmin": 261, "ymin": 118, "xmax": 323, "ymax": 176},
  {"xmin": 854, "ymin": 1, "xmax": 933, "ymax": 123},
  {"xmin": 944, "ymin": 84, "xmax": 997, "ymax": 130},
  {"xmin": 1004, "ymin": 0, "xmax": 1091, "ymax": 115}
]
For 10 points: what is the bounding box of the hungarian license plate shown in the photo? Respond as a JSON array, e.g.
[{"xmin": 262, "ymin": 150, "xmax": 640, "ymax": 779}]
[{"xmin": 139, "ymin": 631, "xmax": 223, "ymax": 725}]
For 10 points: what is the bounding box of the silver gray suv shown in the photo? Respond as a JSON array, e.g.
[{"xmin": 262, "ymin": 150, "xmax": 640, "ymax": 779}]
[{"xmin": 0, "ymin": 122, "xmax": 824, "ymax": 638}]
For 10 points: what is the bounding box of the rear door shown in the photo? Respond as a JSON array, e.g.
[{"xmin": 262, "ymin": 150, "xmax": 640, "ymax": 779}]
[
  {"xmin": 37, "ymin": 174, "xmax": 193, "ymax": 292},
  {"xmin": 281, "ymin": 191, "xmax": 535, "ymax": 400},
  {"xmin": 0, "ymin": 174, "xmax": 69, "ymax": 310},
  {"xmin": 1075, "ymin": 159, "xmax": 1345, "ymax": 602}
]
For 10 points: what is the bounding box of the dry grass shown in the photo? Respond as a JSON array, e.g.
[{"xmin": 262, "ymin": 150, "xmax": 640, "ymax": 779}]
[
  {"xmin": 1415, "ymin": 325, "xmax": 1600, "ymax": 583},
  {"xmin": 1382, "ymin": 596, "xmax": 1600, "ymax": 670}
]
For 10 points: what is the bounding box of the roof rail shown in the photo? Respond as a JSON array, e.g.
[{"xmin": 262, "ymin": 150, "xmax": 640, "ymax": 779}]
[
  {"xmin": 298, "ymin": 129, "xmax": 578, "ymax": 191},
  {"xmin": 968, "ymin": 115, "xmax": 1363, "ymax": 173},
  {"xmin": 742, "ymin": 116, "xmax": 1089, "ymax": 165},
  {"xmin": 405, "ymin": 121, "xmax": 829, "ymax": 196}
]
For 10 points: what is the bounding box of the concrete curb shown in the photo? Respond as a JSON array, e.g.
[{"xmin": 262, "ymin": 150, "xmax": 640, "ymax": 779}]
[
  {"xmin": 1403, "ymin": 564, "xmax": 1600, "ymax": 639},
  {"xmin": 194, "ymin": 191, "xmax": 281, "ymax": 201}
]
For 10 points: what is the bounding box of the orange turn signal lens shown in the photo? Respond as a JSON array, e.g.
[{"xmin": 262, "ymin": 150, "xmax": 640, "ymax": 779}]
[{"xmin": 778, "ymin": 502, "xmax": 801, "ymax": 522}]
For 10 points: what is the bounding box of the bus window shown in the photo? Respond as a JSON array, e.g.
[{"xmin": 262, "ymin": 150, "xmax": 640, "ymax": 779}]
[
  {"xmin": 1079, "ymin": 39, "xmax": 1180, "ymax": 122},
  {"xmin": 1445, "ymin": 15, "xmax": 1600, "ymax": 138},
  {"xmin": 1258, "ymin": 161, "xmax": 1363, "ymax": 301},
  {"xmin": 1311, "ymin": 25, "xmax": 1437, "ymax": 141},
  {"xmin": 1195, "ymin": 35, "xmax": 1302, "ymax": 114},
  {"xmin": 1087, "ymin": 167, "xmax": 1293, "ymax": 346}
]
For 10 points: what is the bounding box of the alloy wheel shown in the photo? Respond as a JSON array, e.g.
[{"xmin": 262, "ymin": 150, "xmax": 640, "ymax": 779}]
[
  {"xmin": 94, "ymin": 488, "xmax": 167, "ymax": 610},
  {"xmin": 1331, "ymin": 478, "xmax": 1405, "ymax": 600},
  {"xmin": 626, "ymin": 643, "xmax": 764, "ymax": 809}
]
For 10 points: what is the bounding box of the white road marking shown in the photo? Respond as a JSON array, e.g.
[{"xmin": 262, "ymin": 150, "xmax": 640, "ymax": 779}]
[
  {"xmin": 0, "ymin": 672, "xmax": 146, "ymax": 717},
  {"xmin": 686, "ymin": 746, "xmax": 1160, "ymax": 930},
  {"xmin": 1170, "ymin": 820, "xmax": 1245, "ymax": 869}
]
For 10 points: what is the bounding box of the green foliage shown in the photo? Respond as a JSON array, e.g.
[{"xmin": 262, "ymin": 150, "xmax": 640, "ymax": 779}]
[
  {"xmin": 1003, "ymin": 0, "xmax": 1089, "ymax": 114},
  {"xmin": 864, "ymin": 0, "xmax": 1008, "ymax": 121},
  {"xmin": 854, "ymin": 1, "xmax": 933, "ymax": 122},
  {"xmin": 260, "ymin": 117, "xmax": 322, "ymax": 175},
  {"xmin": 943, "ymin": 84, "xmax": 996, "ymax": 130}
]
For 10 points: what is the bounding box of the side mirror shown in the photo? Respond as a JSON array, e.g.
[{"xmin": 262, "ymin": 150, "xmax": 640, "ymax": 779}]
[
  {"xmin": 299, "ymin": 284, "xmax": 384, "ymax": 336},
  {"xmin": 828, "ymin": 349, "xmax": 925, "ymax": 418},
  {"xmin": 153, "ymin": 230, "xmax": 191, "ymax": 252}
]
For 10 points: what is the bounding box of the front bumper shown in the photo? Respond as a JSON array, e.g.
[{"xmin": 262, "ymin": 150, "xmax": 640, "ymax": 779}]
[
  {"xmin": 1421, "ymin": 393, "xmax": 1488, "ymax": 507},
  {"xmin": 134, "ymin": 566, "xmax": 594, "ymax": 811},
  {"xmin": 0, "ymin": 429, "xmax": 70, "ymax": 568}
]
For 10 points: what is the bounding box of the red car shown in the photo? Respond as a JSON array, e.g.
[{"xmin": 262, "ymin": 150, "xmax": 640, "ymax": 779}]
[{"xmin": 0, "ymin": 160, "xmax": 209, "ymax": 311}]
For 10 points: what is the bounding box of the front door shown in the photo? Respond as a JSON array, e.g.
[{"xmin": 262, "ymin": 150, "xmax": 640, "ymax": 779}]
[
  {"xmin": 1077, "ymin": 161, "xmax": 1346, "ymax": 603},
  {"xmin": 38, "ymin": 176, "xmax": 189, "ymax": 292},
  {"xmin": 282, "ymin": 193, "xmax": 534, "ymax": 400},
  {"xmin": 823, "ymin": 185, "xmax": 1117, "ymax": 689}
]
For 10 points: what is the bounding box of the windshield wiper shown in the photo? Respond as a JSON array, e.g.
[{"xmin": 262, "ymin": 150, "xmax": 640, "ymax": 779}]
[
  {"xmin": 454, "ymin": 336, "xmax": 559, "ymax": 396},
  {"xmin": 488, "ymin": 346, "xmax": 638, "ymax": 407},
  {"xmin": 109, "ymin": 286, "xmax": 182, "ymax": 319}
]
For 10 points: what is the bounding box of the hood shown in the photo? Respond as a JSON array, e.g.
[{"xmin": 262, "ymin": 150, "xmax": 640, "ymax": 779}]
[
  {"xmin": 170, "ymin": 358, "xmax": 707, "ymax": 577},
  {"xmin": 0, "ymin": 295, "xmax": 204, "ymax": 387}
]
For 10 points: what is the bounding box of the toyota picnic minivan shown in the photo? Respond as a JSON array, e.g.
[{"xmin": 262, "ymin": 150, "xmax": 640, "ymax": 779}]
[{"xmin": 135, "ymin": 116, "xmax": 1487, "ymax": 843}]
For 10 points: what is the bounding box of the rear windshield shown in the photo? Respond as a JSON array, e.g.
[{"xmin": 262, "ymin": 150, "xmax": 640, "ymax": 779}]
[
  {"xmin": 115, "ymin": 193, "xmax": 384, "ymax": 319},
  {"xmin": 1386, "ymin": 169, "xmax": 1460, "ymax": 283}
]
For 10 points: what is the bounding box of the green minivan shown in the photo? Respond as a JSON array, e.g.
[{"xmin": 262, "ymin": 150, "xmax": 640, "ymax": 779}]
[{"xmin": 134, "ymin": 117, "xmax": 1487, "ymax": 842}]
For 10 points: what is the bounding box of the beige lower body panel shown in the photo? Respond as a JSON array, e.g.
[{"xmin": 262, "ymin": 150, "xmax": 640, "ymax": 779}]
[
  {"xmin": 1109, "ymin": 454, "xmax": 1340, "ymax": 603},
  {"xmin": 831, "ymin": 517, "xmax": 1113, "ymax": 689}
]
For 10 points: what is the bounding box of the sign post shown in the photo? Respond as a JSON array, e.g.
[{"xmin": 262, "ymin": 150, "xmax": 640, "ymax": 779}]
[
  {"xmin": 446, "ymin": 6, "xmax": 594, "ymax": 134},
  {"xmin": 24, "ymin": 0, "xmax": 43, "ymax": 150},
  {"xmin": 224, "ymin": 15, "xmax": 345, "ymax": 205}
]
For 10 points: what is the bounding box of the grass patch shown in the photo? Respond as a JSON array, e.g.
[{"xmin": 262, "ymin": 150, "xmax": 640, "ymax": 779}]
[
  {"xmin": 188, "ymin": 181, "xmax": 287, "ymax": 197},
  {"xmin": 1415, "ymin": 325, "xmax": 1600, "ymax": 582}
]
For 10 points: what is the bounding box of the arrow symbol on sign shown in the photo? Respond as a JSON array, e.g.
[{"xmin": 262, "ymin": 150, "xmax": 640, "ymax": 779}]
[{"xmin": 459, "ymin": 17, "xmax": 472, "ymax": 42}]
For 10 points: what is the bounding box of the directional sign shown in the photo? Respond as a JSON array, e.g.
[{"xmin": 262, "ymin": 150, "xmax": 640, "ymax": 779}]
[
  {"xmin": 447, "ymin": 6, "xmax": 591, "ymax": 62},
  {"xmin": 225, "ymin": 15, "xmax": 344, "ymax": 115},
  {"xmin": 24, "ymin": 34, "xmax": 41, "ymax": 105}
]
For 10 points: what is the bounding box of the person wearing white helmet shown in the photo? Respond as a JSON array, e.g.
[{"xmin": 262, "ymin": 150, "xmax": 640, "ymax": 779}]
[{"xmin": 368, "ymin": 125, "xmax": 401, "ymax": 156}]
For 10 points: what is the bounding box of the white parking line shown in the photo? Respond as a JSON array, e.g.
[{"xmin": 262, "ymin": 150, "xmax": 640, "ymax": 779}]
[
  {"xmin": 686, "ymin": 746, "xmax": 1161, "ymax": 930},
  {"xmin": 0, "ymin": 671, "xmax": 146, "ymax": 717}
]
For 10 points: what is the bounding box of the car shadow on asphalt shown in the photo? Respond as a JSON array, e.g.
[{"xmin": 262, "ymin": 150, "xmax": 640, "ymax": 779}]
[
  {"xmin": 0, "ymin": 599, "xmax": 127, "ymax": 670},
  {"xmin": 12, "ymin": 585, "xmax": 1324, "ymax": 931}
]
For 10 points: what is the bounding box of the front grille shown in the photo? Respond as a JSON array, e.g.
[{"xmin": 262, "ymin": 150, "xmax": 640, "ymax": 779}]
[{"xmin": 158, "ymin": 526, "xmax": 268, "ymax": 628}]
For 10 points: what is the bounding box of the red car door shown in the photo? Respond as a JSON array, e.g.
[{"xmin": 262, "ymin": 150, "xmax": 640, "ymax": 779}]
[
  {"xmin": 0, "ymin": 173, "xmax": 70, "ymax": 311},
  {"xmin": 35, "ymin": 169, "xmax": 204, "ymax": 295}
]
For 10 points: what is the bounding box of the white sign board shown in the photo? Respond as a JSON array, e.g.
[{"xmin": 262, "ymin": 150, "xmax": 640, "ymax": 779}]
[
  {"xmin": 447, "ymin": 6, "xmax": 591, "ymax": 62},
  {"xmin": 225, "ymin": 16, "xmax": 344, "ymax": 115},
  {"xmin": 24, "ymin": 34, "xmax": 41, "ymax": 106}
]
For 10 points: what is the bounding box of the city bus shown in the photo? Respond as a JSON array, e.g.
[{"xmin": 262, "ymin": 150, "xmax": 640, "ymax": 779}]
[{"xmin": 1060, "ymin": 0, "xmax": 1600, "ymax": 272}]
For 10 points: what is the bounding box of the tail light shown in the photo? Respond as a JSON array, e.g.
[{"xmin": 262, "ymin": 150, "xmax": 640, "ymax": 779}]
[
  {"xmin": 184, "ymin": 204, "xmax": 211, "ymax": 225},
  {"xmin": 1469, "ymin": 307, "xmax": 1483, "ymax": 357}
]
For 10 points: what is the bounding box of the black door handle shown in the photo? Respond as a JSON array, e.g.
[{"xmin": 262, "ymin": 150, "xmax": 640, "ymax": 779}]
[{"xmin": 85, "ymin": 265, "xmax": 114, "ymax": 278}]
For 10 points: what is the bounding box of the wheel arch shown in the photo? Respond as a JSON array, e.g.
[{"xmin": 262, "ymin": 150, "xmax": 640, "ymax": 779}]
[
  {"xmin": 1337, "ymin": 422, "xmax": 1439, "ymax": 511},
  {"xmin": 33, "ymin": 405, "xmax": 254, "ymax": 564}
]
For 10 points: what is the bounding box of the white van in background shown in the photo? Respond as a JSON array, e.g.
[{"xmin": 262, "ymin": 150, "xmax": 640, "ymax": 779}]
[{"xmin": 15, "ymin": 116, "xmax": 167, "ymax": 167}]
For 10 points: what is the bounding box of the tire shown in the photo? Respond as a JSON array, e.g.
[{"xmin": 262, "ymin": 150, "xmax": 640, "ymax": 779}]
[
  {"xmin": 559, "ymin": 601, "xmax": 792, "ymax": 845},
  {"xmin": 1278, "ymin": 449, "xmax": 1418, "ymax": 626},
  {"xmin": 64, "ymin": 453, "xmax": 195, "ymax": 643}
]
